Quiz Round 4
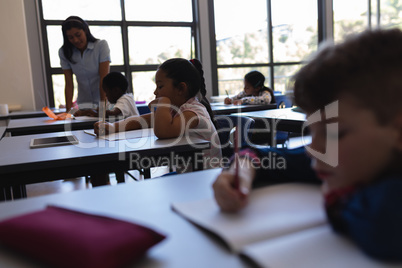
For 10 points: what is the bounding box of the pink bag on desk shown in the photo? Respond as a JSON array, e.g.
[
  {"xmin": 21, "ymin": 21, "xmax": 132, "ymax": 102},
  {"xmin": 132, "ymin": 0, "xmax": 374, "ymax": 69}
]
[{"xmin": 0, "ymin": 206, "xmax": 166, "ymax": 268}]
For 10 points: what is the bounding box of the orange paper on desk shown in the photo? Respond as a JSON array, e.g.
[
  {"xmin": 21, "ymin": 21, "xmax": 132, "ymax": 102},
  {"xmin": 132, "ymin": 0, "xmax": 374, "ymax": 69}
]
[{"xmin": 42, "ymin": 107, "xmax": 72, "ymax": 120}]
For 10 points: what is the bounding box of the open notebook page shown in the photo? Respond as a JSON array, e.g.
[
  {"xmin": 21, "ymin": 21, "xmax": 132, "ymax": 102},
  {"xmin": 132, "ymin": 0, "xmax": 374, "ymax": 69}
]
[
  {"xmin": 172, "ymin": 183, "xmax": 326, "ymax": 253},
  {"xmin": 241, "ymin": 225, "xmax": 401, "ymax": 268}
]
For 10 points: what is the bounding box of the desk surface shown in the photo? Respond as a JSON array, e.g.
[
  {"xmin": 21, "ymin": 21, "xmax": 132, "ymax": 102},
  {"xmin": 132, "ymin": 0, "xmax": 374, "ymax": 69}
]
[
  {"xmin": 235, "ymin": 107, "xmax": 306, "ymax": 120},
  {"xmin": 211, "ymin": 103, "xmax": 276, "ymax": 115},
  {"xmin": 8, "ymin": 109, "xmax": 66, "ymax": 119},
  {"xmin": 0, "ymin": 126, "xmax": 6, "ymax": 139},
  {"xmin": 234, "ymin": 108, "xmax": 307, "ymax": 133},
  {"xmin": 0, "ymin": 129, "xmax": 209, "ymax": 187},
  {"xmin": 0, "ymin": 168, "xmax": 251, "ymax": 268},
  {"xmin": 6, "ymin": 116, "xmax": 99, "ymax": 136}
]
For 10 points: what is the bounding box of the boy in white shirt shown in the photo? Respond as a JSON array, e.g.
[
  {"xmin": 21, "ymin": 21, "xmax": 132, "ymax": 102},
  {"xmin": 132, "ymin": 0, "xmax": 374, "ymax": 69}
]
[{"xmin": 74, "ymin": 72, "xmax": 139, "ymax": 118}]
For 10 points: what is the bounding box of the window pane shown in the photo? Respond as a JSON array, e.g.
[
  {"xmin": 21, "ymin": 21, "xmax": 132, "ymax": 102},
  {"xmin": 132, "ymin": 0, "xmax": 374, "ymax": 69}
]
[
  {"xmin": 217, "ymin": 67, "xmax": 270, "ymax": 96},
  {"xmin": 271, "ymin": 0, "xmax": 318, "ymax": 62},
  {"xmin": 125, "ymin": 0, "xmax": 192, "ymax": 22},
  {"xmin": 42, "ymin": 0, "xmax": 121, "ymax": 20},
  {"xmin": 333, "ymin": 0, "xmax": 368, "ymax": 43},
  {"xmin": 128, "ymin": 27, "xmax": 192, "ymax": 65},
  {"xmin": 47, "ymin": 26, "xmax": 63, "ymax": 68},
  {"xmin": 132, "ymin": 71, "xmax": 156, "ymax": 102},
  {"xmin": 47, "ymin": 26, "xmax": 123, "ymax": 67},
  {"xmin": 52, "ymin": 74, "xmax": 78, "ymax": 108},
  {"xmin": 214, "ymin": 0, "xmax": 268, "ymax": 64},
  {"xmin": 274, "ymin": 64, "xmax": 301, "ymax": 94},
  {"xmin": 380, "ymin": 0, "xmax": 402, "ymax": 29},
  {"xmin": 90, "ymin": 26, "xmax": 124, "ymax": 65}
]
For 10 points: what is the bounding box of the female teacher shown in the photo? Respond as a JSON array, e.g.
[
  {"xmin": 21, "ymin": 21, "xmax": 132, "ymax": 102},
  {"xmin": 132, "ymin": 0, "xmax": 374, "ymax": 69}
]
[{"xmin": 59, "ymin": 16, "xmax": 110, "ymax": 111}]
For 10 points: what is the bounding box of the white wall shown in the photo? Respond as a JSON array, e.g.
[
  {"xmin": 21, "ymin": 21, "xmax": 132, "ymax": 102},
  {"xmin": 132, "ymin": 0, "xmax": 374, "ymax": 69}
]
[{"xmin": 0, "ymin": 0, "xmax": 35, "ymax": 111}]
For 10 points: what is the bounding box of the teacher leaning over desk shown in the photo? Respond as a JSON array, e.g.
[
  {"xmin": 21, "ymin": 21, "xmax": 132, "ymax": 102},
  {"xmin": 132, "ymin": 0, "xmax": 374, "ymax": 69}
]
[{"xmin": 59, "ymin": 16, "xmax": 111, "ymax": 111}]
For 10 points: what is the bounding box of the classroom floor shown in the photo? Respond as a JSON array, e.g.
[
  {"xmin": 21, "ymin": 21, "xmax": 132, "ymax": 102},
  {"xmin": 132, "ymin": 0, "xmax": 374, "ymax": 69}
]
[{"xmin": 24, "ymin": 136, "xmax": 311, "ymax": 199}]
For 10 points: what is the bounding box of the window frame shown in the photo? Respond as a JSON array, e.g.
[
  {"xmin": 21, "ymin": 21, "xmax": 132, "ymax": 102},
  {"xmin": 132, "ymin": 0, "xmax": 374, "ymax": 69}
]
[
  {"xmin": 37, "ymin": 0, "xmax": 200, "ymax": 107},
  {"xmin": 208, "ymin": 0, "xmax": 386, "ymax": 96}
]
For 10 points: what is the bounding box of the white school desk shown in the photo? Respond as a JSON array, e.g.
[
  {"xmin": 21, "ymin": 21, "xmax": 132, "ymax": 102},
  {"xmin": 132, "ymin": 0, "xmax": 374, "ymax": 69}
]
[
  {"xmin": 211, "ymin": 103, "xmax": 276, "ymax": 115},
  {"xmin": 233, "ymin": 107, "xmax": 307, "ymax": 133},
  {"xmin": 5, "ymin": 116, "xmax": 99, "ymax": 136},
  {"xmin": 233, "ymin": 108, "xmax": 307, "ymax": 146},
  {"xmin": 0, "ymin": 126, "xmax": 6, "ymax": 140},
  {"xmin": 0, "ymin": 129, "xmax": 210, "ymax": 201},
  {"xmin": 8, "ymin": 109, "xmax": 66, "ymax": 119},
  {"xmin": 0, "ymin": 168, "xmax": 251, "ymax": 268},
  {"xmin": 0, "ymin": 115, "xmax": 8, "ymax": 127}
]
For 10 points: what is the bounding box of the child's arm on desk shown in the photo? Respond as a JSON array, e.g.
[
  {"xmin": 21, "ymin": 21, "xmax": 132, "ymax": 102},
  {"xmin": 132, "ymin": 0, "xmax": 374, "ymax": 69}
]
[
  {"xmin": 94, "ymin": 113, "xmax": 152, "ymax": 135},
  {"xmin": 150, "ymin": 97, "xmax": 198, "ymax": 139}
]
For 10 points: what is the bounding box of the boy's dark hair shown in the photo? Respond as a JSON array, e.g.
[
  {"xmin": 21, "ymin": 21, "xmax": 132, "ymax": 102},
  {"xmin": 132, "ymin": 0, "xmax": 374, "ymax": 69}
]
[
  {"xmin": 245, "ymin": 70, "xmax": 276, "ymax": 103},
  {"xmin": 158, "ymin": 58, "xmax": 216, "ymax": 127},
  {"xmin": 293, "ymin": 28, "xmax": 402, "ymax": 124},
  {"xmin": 102, "ymin": 72, "xmax": 128, "ymax": 93},
  {"xmin": 61, "ymin": 16, "xmax": 98, "ymax": 64}
]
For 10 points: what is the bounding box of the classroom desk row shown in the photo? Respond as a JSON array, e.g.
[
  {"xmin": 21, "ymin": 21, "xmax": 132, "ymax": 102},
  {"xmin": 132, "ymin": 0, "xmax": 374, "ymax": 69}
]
[
  {"xmin": 0, "ymin": 106, "xmax": 304, "ymax": 201},
  {"xmin": 0, "ymin": 168, "xmax": 396, "ymax": 268},
  {"xmin": 233, "ymin": 107, "xmax": 307, "ymax": 146},
  {"xmin": 3, "ymin": 103, "xmax": 276, "ymax": 137},
  {"xmin": 0, "ymin": 168, "xmax": 252, "ymax": 268},
  {"xmin": 0, "ymin": 129, "xmax": 209, "ymax": 201}
]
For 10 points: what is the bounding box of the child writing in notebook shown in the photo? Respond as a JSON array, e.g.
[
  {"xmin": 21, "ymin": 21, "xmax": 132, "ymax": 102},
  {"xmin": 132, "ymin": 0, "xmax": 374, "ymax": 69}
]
[
  {"xmin": 224, "ymin": 70, "xmax": 275, "ymax": 105},
  {"xmin": 213, "ymin": 29, "xmax": 402, "ymax": 261},
  {"xmin": 74, "ymin": 72, "xmax": 139, "ymax": 118},
  {"xmin": 94, "ymin": 58, "xmax": 222, "ymax": 170}
]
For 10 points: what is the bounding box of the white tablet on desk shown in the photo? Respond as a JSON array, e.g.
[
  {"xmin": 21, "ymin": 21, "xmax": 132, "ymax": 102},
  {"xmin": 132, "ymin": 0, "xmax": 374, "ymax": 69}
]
[{"xmin": 30, "ymin": 135, "xmax": 79, "ymax": 149}]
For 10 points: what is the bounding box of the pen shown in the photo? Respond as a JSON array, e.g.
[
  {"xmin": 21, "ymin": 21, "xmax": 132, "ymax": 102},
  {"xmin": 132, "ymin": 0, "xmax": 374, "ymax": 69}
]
[{"xmin": 233, "ymin": 125, "xmax": 239, "ymax": 190}]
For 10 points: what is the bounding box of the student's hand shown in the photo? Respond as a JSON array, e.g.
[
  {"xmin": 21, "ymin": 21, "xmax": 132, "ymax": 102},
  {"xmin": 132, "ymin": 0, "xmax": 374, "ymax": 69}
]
[
  {"xmin": 233, "ymin": 99, "xmax": 242, "ymax": 105},
  {"xmin": 224, "ymin": 97, "xmax": 232, "ymax": 105},
  {"xmin": 94, "ymin": 121, "xmax": 115, "ymax": 136},
  {"xmin": 54, "ymin": 113, "xmax": 72, "ymax": 120},
  {"xmin": 85, "ymin": 109, "xmax": 98, "ymax": 117},
  {"xmin": 73, "ymin": 109, "xmax": 84, "ymax": 117},
  {"xmin": 74, "ymin": 109, "xmax": 97, "ymax": 117},
  {"xmin": 213, "ymin": 165, "xmax": 255, "ymax": 212}
]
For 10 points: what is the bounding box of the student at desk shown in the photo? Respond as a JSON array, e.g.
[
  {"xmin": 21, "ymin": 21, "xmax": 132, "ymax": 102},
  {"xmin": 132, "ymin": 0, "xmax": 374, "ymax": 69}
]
[
  {"xmin": 74, "ymin": 72, "xmax": 139, "ymax": 118},
  {"xmin": 224, "ymin": 70, "xmax": 275, "ymax": 105},
  {"xmin": 95, "ymin": 58, "xmax": 222, "ymax": 170},
  {"xmin": 213, "ymin": 29, "xmax": 402, "ymax": 261}
]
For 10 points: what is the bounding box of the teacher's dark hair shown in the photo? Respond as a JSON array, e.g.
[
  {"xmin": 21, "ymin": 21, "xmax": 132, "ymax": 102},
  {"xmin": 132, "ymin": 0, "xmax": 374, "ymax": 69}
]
[{"xmin": 61, "ymin": 16, "xmax": 98, "ymax": 64}]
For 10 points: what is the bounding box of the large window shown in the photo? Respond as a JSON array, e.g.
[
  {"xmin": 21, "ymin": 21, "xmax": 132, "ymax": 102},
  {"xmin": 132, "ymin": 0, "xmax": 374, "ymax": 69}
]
[
  {"xmin": 37, "ymin": 0, "xmax": 402, "ymax": 106},
  {"xmin": 39, "ymin": 0, "xmax": 198, "ymax": 108},
  {"xmin": 211, "ymin": 0, "xmax": 402, "ymax": 98},
  {"xmin": 333, "ymin": 0, "xmax": 402, "ymax": 43},
  {"xmin": 212, "ymin": 0, "xmax": 318, "ymax": 96}
]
